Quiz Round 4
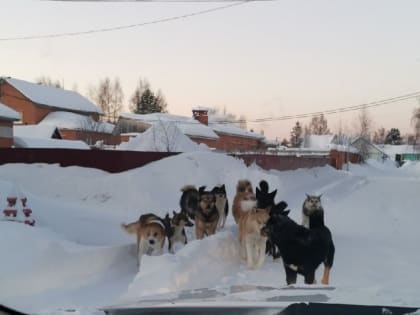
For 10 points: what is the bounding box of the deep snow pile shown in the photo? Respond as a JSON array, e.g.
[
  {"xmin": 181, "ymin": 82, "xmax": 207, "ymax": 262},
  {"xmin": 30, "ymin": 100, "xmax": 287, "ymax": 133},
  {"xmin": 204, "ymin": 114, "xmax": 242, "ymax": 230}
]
[
  {"xmin": 0, "ymin": 152, "xmax": 419, "ymax": 314},
  {"xmin": 116, "ymin": 121, "xmax": 209, "ymax": 152}
]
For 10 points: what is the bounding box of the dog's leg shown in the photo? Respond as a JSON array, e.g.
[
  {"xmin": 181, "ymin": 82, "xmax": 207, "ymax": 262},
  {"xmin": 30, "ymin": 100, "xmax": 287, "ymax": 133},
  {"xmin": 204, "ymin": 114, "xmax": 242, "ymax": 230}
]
[
  {"xmin": 239, "ymin": 238, "xmax": 247, "ymax": 260},
  {"xmin": 157, "ymin": 238, "xmax": 165, "ymax": 256},
  {"xmin": 321, "ymin": 265, "xmax": 330, "ymax": 285},
  {"xmin": 304, "ymin": 270, "xmax": 316, "ymax": 285},
  {"xmin": 168, "ymin": 239, "xmax": 174, "ymax": 254},
  {"xmin": 208, "ymin": 224, "xmax": 217, "ymax": 236},
  {"xmin": 195, "ymin": 224, "xmax": 204, "ymax": 240},
  {"xmin": 256, "ymin": 238, "xmax": 267, "ymax": 268},
  {"xmin": 245, "ymin": 237, "xmax": 255, "ymax": 269},
  {"xmin": 137, "ymin": 238, "xmax": 148, "ymax": 269},
  {"xmin": 284, "ymin": 265, "xmax": 297, "ymax": 285}
]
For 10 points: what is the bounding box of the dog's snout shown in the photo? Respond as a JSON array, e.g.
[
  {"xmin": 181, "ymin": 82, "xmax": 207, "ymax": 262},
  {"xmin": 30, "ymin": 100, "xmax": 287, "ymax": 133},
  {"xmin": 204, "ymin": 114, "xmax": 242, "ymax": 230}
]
[{"xmin": 149, "ymin": 239, "xmax": 155, "ymax": 245}]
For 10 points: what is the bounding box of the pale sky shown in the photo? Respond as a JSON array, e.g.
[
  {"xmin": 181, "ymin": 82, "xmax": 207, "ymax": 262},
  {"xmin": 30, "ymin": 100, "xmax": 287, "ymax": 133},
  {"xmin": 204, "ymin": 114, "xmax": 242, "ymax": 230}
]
[{"xmin": 1, "ymin": 0, "xmax": 420, "ymax": 140}]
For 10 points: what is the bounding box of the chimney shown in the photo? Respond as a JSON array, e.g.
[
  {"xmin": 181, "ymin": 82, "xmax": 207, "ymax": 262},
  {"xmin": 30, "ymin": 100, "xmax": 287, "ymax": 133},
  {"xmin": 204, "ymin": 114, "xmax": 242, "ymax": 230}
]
[{"xmin": 192, "ymin": 108, "xmax": 208, "ymax": 126}]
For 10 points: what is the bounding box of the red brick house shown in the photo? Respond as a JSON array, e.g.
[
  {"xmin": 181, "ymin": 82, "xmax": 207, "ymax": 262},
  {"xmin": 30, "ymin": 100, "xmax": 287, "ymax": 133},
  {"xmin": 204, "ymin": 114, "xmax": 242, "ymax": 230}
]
[
  {"xmin": 0, "ymin": 77, "xmax": 118, "ymax": 145},
  {"xmin": 0, "ymin": 102, "xmax": 19, "ymax": 147},
  {"xmin": 116, "ymin": 108, "xmax": 267, "ymax": 152},
  {"xmin": 192, "ymin": 108, "xmax": 266, "ymax": 151}
]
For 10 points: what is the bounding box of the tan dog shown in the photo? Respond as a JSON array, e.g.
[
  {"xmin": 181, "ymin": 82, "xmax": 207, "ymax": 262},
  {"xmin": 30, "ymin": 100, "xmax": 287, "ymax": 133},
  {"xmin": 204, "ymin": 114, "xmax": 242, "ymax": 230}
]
[
  {"xmin": 195, "ymin": 187, "xmax": 219, "ymax": 239},
  {"xmin": 121, "ymin": 213, "xmax": 166, "ymax": 268},
  {"xmin": 238, "ymin": 207, "xmax": 270, "ymax": 269},
  {"xmin": 232, "ymin": 179, "xmax": 257, "ymax": 224}
]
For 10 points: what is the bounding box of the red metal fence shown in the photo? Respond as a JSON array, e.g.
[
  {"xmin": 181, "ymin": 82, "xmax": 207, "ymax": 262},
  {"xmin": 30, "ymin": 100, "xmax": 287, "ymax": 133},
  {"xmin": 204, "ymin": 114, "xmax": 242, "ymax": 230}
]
[
  {"xmin": 0, "ymin": 148, "xmax": 178, "ymax": 173},
  {"xmin": 231, "ymin": 153, "xmax": 330, "ymax": 171},
  {"xmin": 0, "ymin": 149, "xmax": 358, "ymax": 173}
]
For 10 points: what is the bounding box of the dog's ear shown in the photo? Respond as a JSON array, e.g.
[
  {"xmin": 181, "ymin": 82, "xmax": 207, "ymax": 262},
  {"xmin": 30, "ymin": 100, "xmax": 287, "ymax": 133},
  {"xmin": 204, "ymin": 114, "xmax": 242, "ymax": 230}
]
[
  {"xmin": 259, "ymin": 180, "xmax": 269, "ymax": 193},
  {"xmin": 198, "ymin": 186, "xmax": 206, "ymax": 193},
  {"xmin": 173, "ymin": 210, "xmax": 177, "ymax": 216},
  {"xmin": 221, "ymin": 184, "xmax": 225, "ymax": 190},
  {"xmin": 305, "ymin": 193, "xmax": 310, "ymax": 199},
  {"xmin": 282, "ymin": 210, "xmax": 291, "ymax": 216},
  {"xmin": 318, "ymin": 194, "xmax": 323, "ymax": 199},
  {"xmin": 269, "ymin": 189, "xmax": 277, "ymax": 200}
]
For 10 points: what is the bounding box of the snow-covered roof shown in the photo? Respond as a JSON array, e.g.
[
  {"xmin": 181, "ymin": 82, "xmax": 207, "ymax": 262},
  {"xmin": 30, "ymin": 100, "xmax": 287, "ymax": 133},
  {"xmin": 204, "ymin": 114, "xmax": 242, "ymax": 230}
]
[
  {"xmin": 0, "ymin": 102, "xmax": 19, "ymax": 121},
  {"xmin": 302, "ymin": 134, "xmax": 335, "ymax": 150},
  {"xmin": 208, "ymin": 114, "xmax": 264, "ymax": 140},
  {"xmin": 117, "ymin": 120, "xmax": 210, "ymax": 152},
  {"xmin": 39, "ymin": 111, "xmax": 114, "ymax": 134},
  {"xmin": 209, "ymin": 123, "xmax": 264, "ymax": 139},
  {"xmin": 120, "ymin": 112, "xmax": 266, "ymax": 141},
  {"xmin": 120, "ymin": 113, "xmax": 219, "ymax": 140},
  {"xmin": 14, "ymin": 136, "xmax": 90, "ymax": 150},
  {"xmin": 14, "ymin": 124, "xmax": 59, "ymax": 139},
  {"xmin": 2, "ymin": 77, "xmax": 102, "ymax": 115}
]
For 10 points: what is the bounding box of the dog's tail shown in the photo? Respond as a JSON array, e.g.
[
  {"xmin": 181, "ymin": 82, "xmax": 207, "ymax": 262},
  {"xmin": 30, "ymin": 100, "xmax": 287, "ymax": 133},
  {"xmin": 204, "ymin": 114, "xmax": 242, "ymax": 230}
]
[
  {"xmin": 181, "ymin": 185, "xmax": 196, "ymax": 192},
  {"xmin": 121, "ymin": 221, "xmax": 141, "ymax": 235}
]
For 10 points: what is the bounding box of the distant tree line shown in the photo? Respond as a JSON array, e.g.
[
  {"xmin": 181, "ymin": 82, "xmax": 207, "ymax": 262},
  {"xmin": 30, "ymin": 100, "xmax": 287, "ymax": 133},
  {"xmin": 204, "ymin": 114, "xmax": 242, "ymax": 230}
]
[{"xmin": 35, "ymin": 75, "xmax": 168, "ymax": 124}]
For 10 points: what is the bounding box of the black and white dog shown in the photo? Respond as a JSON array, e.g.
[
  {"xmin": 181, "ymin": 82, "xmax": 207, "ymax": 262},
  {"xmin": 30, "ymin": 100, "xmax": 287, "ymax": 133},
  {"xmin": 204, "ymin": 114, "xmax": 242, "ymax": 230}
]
[
  {"xmin": 211, "ymin": 184, "xmax": 229, "ymax": 229},
  {"xmin": 163, "ymin": 210, "xmax": 193, "ymax": 253},
  {"xmin": 262, "ymin": 207, "xmax": 335, "ymax": 285}
]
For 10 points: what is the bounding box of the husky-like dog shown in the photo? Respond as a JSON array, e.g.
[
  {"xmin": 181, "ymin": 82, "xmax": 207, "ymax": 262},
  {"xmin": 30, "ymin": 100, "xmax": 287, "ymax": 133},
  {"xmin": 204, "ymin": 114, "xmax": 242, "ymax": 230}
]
[
  {"xmin": 238, "ymin": 206, "xmax": 270, "ymax": 269},
  {"xmin": 180, "ymin": 185, "xmax": 201, "ymax": 220},
  {"xmin": 195, "ymin": 186, "xmax": 219, "ymax": 239},
  {"xmin": 232, "ymin": 179, "xmax": 257, "ymax": 224},
  {"xmin": 262, "ymin": 208, "xmax": 335, "ymax": 285},
  {"xmin": 302, "ymin": 194, "xmax": 324, "ymax": 228},
  {"xmin": 211, "ymin": 184, "xmax": 229, "ymax": 229},
  {"xmin": 163, "ymin": 210, "xmax": 193, "ymax": 253},
  {"xmin": 121, "ymin": 213, "xmax": 166, "ymax": 268}
]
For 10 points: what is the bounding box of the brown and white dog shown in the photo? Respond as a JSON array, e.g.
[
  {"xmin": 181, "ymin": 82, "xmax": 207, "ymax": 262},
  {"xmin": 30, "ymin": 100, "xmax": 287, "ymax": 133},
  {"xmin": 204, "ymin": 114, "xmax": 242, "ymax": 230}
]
[
  {"xmin": 121, "ymin": 213, "xmax": 166, "ymax": 268},
  {"xmin": 194, "ymin": 186, "xmax": 219, "ymax": 240},
  {"xmin": 232, "ymin": 179, "xmax": 257, "ymax": 224},
  {"xmin": 238, "ymin": 206, "xmax": 270, "ymax": 269}
]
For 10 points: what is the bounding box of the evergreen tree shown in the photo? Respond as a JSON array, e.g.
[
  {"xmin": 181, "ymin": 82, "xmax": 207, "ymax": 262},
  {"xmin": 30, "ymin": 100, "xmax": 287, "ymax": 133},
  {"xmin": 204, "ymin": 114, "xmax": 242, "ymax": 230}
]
[
  {"xmin": 129, "ymin": 78, "xmax": 167, "ymax": 114},
  {"xmin": 290, "ymin": 121, "xmax": 303, "ymax": 147},
  {"xmin": 385, "ymin": 128, "xmax": 402, "ymax": 145}
]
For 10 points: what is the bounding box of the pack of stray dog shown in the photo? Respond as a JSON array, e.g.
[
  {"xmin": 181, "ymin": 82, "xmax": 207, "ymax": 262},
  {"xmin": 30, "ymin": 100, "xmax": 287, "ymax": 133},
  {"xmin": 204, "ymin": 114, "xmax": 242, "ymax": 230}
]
[{"xmin": 121, "ymin": 180, "xmax": 335, "ymax": 287}]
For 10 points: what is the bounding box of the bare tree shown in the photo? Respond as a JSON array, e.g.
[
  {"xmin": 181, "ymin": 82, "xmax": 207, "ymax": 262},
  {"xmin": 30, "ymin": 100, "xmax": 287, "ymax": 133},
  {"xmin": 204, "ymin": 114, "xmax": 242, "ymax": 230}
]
[
  {"xmin": 35, "ymin": 76, "xmax": 62, "ymax": 88},
  {"xmin": 372, "ymin": 127, "xmax": 386, "ymax": 144},
  {"xmin": 411, "ymin": 97, "xmax": 420, "ymax": 149},
  {"xmin": 150, "ymin": 119, "xmax": 181, "ymax": 152},
  {"xmin": 88, "ymin": 77, "xmax": 123, "ymax": 123},
  {"xmin": 110, "ymin": 78, "xmax": 124, "ymax": 123},
  {"xmin": 355, "ymin": 107, "xmax": 373, "ymax": 161},
  {"xmin": 208, "ymin": 106, "xmax": 247, "ymax": 130},
  {"xmin": 305, "ymin": 114, "xmax": 330, "ymax": 135}
]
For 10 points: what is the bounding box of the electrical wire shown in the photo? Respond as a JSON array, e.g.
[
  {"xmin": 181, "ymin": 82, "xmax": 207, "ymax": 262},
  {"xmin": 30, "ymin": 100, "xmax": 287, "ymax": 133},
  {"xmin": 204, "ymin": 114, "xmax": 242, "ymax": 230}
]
[
  {"xmin": 0, "ymin": 1, "xmax": 251, "ymax": 41},
  {"xmin": 123, "ymin": 91, "xmax": 420, "ymax": 125}
]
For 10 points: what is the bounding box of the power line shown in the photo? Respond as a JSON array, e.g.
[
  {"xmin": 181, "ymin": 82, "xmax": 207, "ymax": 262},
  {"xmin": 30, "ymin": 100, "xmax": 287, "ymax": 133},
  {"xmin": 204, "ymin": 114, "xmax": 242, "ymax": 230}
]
[
  {"xmin": 122, "ymin": 91, "xmax": 420, "ymax": 125},
  {"xmin": 0, "ymin": 1, "xmax": 252, "ymax": 41}
]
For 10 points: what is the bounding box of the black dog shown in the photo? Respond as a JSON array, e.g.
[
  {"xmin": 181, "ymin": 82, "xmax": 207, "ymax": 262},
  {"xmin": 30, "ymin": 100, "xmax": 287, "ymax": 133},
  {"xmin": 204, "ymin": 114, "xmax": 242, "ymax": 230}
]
[
  {"xmin": 179, "ymin": 185, "xmax": 202, "ymax": 220},
  {"xmin": 163, "ymin": 210, "xmax": 193, "ymax": 253},
  {"xmin": 256, "ymin": 180, "xmax": 290, "ymax": 259},
  {"xmin": 262, "ymin": 209, "xmax": 335, "ymax": 285}
]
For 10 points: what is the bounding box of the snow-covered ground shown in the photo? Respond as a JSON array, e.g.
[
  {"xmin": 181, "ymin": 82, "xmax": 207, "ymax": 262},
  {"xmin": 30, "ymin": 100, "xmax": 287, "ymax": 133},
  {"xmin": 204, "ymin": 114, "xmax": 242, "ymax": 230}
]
[{"xmin": 0, "ymin": 152, "xmax": 419, "ymax": 314}]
